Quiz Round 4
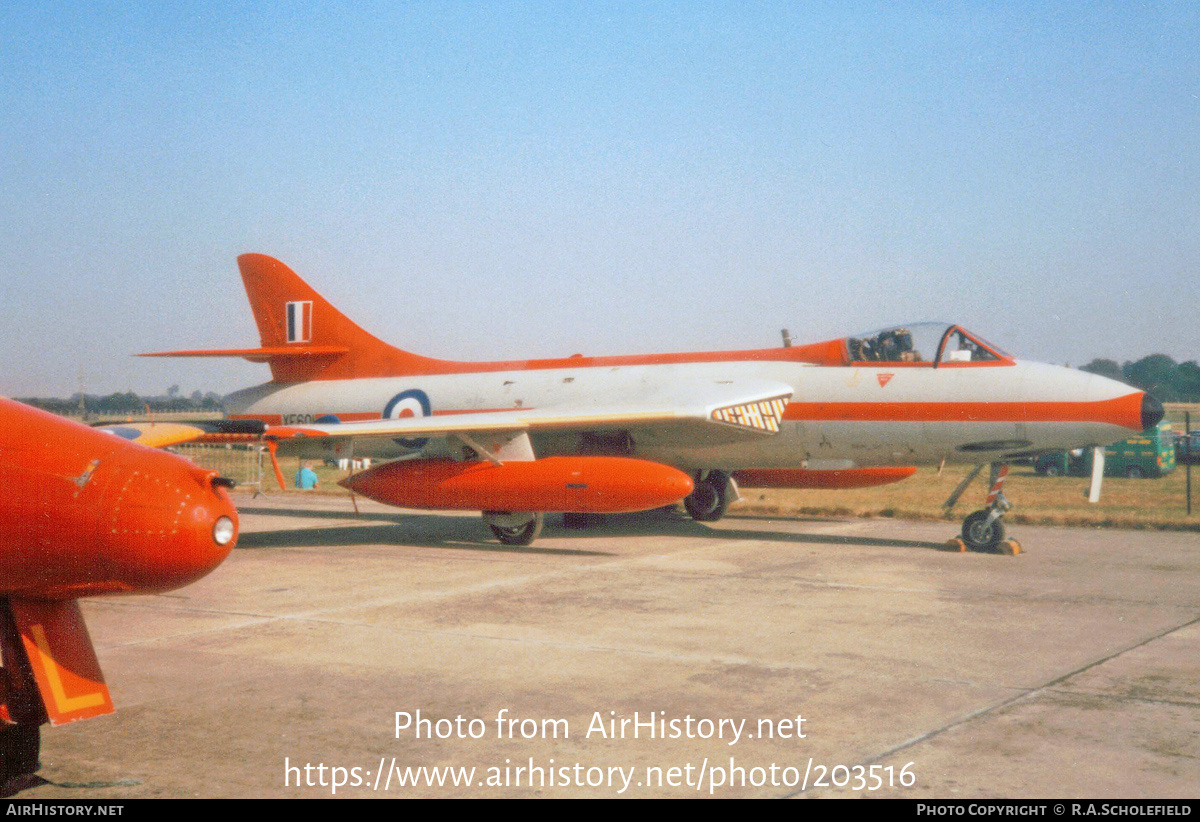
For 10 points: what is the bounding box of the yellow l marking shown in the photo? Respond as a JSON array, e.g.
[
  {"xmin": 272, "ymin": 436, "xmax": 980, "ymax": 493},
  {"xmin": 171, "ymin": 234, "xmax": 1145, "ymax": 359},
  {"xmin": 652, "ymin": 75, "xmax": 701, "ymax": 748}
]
[{"xmin": 29, "ymin": 623, "xmax": 106, "ymax": 713}]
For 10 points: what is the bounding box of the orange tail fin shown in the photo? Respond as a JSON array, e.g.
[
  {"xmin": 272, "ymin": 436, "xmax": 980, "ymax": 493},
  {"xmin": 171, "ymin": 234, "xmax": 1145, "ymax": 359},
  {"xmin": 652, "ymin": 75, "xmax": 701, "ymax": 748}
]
[{"xmin": 143, "ymin": 255, "xmax": 447, "ymax": 382}]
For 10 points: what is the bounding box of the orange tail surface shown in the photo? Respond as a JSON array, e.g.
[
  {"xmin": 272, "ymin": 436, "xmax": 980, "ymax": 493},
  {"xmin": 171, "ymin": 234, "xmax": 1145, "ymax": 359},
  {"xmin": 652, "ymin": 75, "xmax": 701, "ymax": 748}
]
[{"xmin": 143, "ymin": 254, "xmax": 447, "ymax": 383}]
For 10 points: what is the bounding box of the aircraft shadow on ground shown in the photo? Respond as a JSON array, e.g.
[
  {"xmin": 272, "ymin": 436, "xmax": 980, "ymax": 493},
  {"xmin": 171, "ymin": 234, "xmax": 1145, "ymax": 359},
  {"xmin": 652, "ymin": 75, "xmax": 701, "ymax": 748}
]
[
  {"xmin": 237, "ymin": 504, "xmax": 401, "ymax": 522},
  {"xmin": 236, "ymin": 517, "xmax": 615, "ymax": 557},
  {"xmin": 699, "ymin": 526, "xmax": 955, "ymax": 552},
  {"xmin": 558, "ymin": 511, "xmax": 954, "ymax": 552},
  {"xmin": 236, "ymin": 507, "xmax": 953, "ymax": 554}
]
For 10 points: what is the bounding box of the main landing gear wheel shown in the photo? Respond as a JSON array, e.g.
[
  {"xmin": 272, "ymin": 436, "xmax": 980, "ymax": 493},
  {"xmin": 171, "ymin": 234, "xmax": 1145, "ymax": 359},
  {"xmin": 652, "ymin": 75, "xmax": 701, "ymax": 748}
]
[
  {"xmin": 484, "ymin": 512, "xmax": 545, "ymax": 546},
  {"xmin": 962, "ymin": 509, "xmax": 1006, "ymax": 552},
  {"xmin": 684, "ymin": 471, "xmax": 731, "ymax": 522},
  {"xmin": 562, "ymin": 512, "xmax": 598, "ymax": 529}
]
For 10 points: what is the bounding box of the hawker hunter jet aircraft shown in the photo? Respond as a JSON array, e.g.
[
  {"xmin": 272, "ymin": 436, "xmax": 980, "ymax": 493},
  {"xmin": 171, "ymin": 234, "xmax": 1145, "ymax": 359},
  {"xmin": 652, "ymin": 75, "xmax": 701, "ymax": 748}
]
[
  {"xmin": 0, "ymin": 398, "xmax": 236, "ymax": 795},
  {"xmin": 140, "ymin": 254, "xmax": 1162, "ymax": 550}
]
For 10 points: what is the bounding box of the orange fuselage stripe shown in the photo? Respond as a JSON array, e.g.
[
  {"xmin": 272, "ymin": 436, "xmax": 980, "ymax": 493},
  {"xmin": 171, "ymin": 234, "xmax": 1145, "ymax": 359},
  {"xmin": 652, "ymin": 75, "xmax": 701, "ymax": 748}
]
[{"xmin": 781, "ymin": 395, "xmax": 1142, "ymax": 428}]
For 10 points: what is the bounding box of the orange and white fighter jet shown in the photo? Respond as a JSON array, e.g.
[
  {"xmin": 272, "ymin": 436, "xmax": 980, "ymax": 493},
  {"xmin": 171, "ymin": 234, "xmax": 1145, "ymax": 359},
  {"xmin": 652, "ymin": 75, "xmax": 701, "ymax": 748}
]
[{"xmin": 142, "ymin": 254, "xmax": 1162, "ymax": 549}]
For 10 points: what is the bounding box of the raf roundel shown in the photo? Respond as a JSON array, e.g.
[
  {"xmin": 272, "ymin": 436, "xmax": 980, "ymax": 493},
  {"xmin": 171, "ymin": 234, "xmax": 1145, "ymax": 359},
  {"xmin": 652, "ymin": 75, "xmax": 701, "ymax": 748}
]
[{"xmin": 383, "ymin": 389, "xmax": 432, "ymax": 449}]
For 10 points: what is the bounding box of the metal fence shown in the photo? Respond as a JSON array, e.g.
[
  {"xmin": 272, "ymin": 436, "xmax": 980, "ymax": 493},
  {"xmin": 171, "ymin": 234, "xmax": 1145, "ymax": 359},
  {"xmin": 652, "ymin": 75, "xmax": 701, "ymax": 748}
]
[{"xmin": 173, "ymin": 443, "xmax": 264, "ymax": 494}]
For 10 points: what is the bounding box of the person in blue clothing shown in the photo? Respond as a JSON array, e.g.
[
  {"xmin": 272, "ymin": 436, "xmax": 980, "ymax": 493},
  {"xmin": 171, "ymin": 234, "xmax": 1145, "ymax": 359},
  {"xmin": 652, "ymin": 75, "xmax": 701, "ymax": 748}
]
[{"xmin": 295, "ymin": 462, "xmax": 319, "ymax": 490}]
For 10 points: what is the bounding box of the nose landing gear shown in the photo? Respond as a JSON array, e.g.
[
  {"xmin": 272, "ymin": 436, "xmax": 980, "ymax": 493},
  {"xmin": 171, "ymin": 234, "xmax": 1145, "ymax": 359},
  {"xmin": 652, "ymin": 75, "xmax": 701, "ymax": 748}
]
[
  {"xmin": 961, "ymin": 505, "xmax": 1008, "ymax": 551},
  {"xmin": 945, "ymin": 463, "xmax": 1018, "ymax": 553}
]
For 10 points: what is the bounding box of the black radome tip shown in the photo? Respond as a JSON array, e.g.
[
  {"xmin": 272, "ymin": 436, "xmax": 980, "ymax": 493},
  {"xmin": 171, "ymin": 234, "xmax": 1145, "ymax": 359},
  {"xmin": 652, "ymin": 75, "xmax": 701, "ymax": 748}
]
[{"xmin": 1141, "ymin": 393, "xmax": 1165, "ymax": 431}]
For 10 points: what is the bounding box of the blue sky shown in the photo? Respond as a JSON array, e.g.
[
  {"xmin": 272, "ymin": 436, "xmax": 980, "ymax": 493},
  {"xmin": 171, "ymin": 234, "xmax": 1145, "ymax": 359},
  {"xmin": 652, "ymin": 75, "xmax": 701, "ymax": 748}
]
[{"xmin": 2, "ymin": 2, "xmax": 1196, "ymax": 397}]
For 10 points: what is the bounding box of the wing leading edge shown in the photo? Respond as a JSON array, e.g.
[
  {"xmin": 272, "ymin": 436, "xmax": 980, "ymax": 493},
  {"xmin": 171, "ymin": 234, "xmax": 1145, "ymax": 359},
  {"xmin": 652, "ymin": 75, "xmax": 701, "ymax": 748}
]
[{"xmin": 264, "ymin": 381, "xmax": 796, "ymax": 446}]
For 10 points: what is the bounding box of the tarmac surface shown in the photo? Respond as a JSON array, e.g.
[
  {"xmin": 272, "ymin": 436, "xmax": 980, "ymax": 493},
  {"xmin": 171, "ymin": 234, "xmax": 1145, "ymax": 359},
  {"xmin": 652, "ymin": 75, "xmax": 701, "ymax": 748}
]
[{"xmin": 16, "ymin": 492, "xmax": 1200, "ymax": 799}]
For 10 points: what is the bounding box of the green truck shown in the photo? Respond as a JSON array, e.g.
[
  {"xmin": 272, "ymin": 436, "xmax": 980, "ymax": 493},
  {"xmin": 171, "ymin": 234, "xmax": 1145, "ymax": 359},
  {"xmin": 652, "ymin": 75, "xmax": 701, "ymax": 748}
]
[{"xmin": 1034, "ymin": 420, "xmax": 1176, "ymax": 478}]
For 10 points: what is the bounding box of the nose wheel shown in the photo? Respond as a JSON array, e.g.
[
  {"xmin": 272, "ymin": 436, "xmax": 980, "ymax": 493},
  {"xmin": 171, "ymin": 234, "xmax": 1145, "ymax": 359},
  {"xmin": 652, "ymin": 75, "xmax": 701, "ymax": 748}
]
[
  {"xmin": 961, "ymin": 508, "xmax": 1007, "ymax": 551},
  {"xmin": 946, "ymin": 463, "xmax": 1014, "ymax": 552}
]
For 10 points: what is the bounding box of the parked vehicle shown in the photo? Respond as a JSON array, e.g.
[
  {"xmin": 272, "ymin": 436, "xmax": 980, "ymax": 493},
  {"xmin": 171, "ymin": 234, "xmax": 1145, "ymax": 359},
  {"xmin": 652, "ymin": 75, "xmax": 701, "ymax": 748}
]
[
  {"xmin": 1035, "ymin": 420, "xmax": 1176, "ymax": 478},
  {"xmin": 1174, "ymin": 431, "xmax": 1200, "ymax": 465}
]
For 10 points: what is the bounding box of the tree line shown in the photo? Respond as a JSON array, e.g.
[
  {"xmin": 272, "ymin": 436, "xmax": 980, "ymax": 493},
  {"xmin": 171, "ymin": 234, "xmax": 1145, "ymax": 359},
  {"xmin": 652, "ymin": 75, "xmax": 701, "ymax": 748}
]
[
  {"xmin": 1080, "ymin": 355, "xmax": 1200, "ymax": 403},
  {"xmin": 17, "ymin": 388, "xmax": 224, "ymax": 418}
]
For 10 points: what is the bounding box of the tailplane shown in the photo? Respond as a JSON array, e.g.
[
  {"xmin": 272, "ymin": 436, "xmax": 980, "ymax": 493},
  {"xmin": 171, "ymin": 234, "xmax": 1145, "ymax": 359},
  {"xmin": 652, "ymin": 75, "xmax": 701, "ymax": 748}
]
[{"xmin": 143, "ymin": 254, "xmax": 446, "ymax": 382}]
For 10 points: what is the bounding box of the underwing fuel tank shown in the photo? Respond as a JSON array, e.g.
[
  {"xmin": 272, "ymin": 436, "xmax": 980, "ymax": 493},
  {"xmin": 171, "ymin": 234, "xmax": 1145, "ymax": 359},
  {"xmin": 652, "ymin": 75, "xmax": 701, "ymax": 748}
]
[{"xmin": 340, "ymin": 456, "xmax": 695, "ymax": 514}]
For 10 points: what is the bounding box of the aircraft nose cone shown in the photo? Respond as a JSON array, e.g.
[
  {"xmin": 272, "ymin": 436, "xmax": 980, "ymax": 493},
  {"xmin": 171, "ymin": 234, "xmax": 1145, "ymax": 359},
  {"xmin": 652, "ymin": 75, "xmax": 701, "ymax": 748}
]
[
  {"xmin": 1142, "ymin": 393, "xmax": 1165, "ymax": 430},
  {"xmin": 105, "ymin": 460, "xmax": 237, "ymax": 593},
  {"xmin": 169, "ymin": 474, "xmax": 238, "ymax": 585}
]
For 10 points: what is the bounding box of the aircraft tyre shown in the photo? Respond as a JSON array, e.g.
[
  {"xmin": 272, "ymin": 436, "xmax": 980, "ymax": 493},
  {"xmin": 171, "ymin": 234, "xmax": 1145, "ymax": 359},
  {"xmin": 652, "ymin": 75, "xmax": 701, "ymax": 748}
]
[
  {"xmin": 486, "ymin": 512, "xmax": 545, "ymax": 546},
  {"xmin": 0, "ymin": 723, "xmax": 40, "ymax": 794},
  {"xmin": 685, "ymin": 471, "xmax": 730, "ymax": 522},
  {"xmin": 962, "ymin": 510, "xmax": 1005, "ymax": 552},
  {"xmin": 562, "ymin": 512, "xmax": 597, "ymax": 529}
]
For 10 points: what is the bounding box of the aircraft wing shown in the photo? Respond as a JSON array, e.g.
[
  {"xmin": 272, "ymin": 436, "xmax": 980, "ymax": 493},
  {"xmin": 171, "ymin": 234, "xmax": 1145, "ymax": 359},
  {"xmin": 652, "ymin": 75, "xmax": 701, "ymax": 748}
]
[
  {"xmin": 266, "ymin": 380, "xmax": 795, "ymax": 445},
  {"xmin": 96, "ymin": 419, "xmax": 266, "ymax": 448}
]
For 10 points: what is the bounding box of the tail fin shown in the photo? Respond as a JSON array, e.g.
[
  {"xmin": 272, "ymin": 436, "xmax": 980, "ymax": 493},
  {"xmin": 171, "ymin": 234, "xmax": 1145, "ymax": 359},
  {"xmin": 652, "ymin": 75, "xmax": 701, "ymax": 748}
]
[
  {"xmin": 238, "ymin": 254, "xmax": 448, "ymax": 381},
  {"xmin": 143, "ymin": 254, "xmax": 446, "ymax": 382}
]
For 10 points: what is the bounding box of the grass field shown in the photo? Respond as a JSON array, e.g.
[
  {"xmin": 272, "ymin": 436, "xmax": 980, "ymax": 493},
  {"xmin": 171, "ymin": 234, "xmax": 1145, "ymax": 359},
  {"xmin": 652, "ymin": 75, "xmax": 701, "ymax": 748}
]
[
  {"xmin": 735, "ymin": 463, "xmax": 1199, "ymax": 532},
  {"xmin": 1164, "ymin": 402, "xmax": 1200, "ymax": 431}
]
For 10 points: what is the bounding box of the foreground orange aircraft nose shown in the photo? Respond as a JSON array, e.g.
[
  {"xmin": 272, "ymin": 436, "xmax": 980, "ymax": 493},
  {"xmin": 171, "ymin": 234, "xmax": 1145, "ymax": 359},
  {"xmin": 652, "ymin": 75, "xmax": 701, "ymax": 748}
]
[{"xmin": 0, "ymin": 397, "xmax": 236, "ymax": 795}]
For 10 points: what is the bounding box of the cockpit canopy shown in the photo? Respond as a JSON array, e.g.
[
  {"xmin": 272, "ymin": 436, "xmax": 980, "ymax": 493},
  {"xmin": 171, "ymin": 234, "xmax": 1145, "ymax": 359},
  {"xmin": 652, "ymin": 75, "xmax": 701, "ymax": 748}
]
[{"xmin": 844, "ymin": 323, "xmax": 1010, "ymax": 366}]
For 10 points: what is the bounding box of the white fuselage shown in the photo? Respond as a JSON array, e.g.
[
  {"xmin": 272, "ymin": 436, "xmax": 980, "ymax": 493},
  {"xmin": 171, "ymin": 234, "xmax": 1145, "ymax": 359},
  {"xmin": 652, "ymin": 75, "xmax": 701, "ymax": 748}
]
[{"xmin": 226, "ymin": 358, "xmax": 1142, "ymax": 470}]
